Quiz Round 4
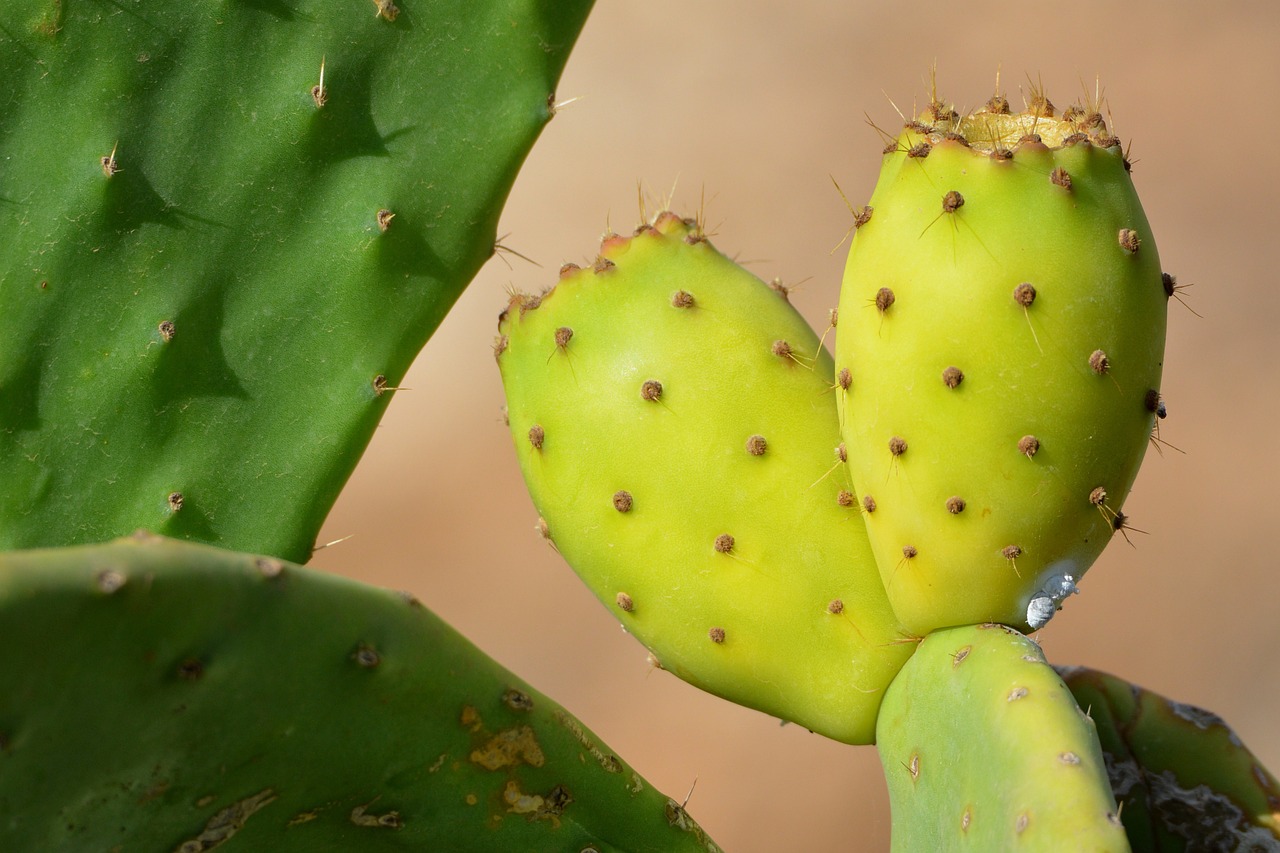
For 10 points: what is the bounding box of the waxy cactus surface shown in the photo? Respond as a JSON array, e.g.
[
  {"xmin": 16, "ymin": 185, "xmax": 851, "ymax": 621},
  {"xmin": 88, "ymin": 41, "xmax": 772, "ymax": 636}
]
[
  {"xmin": 497, "ymin": 212, "xmax": 914, "ymax": 744},
  {"xmin": 836, "ymin": 89, "xmax": 1167, "ymax": 634},
  {"xmin": 876, "ymin": 623, "xmax": 1127, "ymax": 852},
  {"xmin": 1058, "ymin": 666, "xmax": 1280, "ymax": 850},
  {"xmin": 0, "ymin": 0, "xmax": 592, "ymax": 563},
  {"xmin": 0, "ymin": 535, "xmax": 719, "ymax": 852}
]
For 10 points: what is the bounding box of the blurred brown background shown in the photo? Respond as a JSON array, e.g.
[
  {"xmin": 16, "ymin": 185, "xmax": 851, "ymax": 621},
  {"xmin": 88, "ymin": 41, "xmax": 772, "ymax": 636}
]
[{"xmin": 313, "ymin": 2, "xmax": 1280, "ymax": 849}]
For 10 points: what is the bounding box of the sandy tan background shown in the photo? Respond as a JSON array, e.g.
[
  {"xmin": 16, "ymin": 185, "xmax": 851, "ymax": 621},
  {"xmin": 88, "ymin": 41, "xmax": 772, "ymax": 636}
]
[{"xmin": 312, "ymin": 2, "xmax": 1280, "ymax": 850}]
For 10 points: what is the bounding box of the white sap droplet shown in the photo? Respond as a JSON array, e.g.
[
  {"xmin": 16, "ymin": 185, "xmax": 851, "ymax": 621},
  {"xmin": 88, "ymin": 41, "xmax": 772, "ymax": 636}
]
[{"xmin": 1027, "ymin": 596, "xmax": 1056, "ymax": 630}]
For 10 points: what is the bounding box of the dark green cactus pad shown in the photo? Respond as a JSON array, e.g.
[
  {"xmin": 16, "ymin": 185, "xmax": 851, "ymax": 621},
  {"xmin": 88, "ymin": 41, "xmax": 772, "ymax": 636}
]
[
  {"xmin": 836, "ymin": 88, "xmax": 1167, "ymax": 635},
  {"xmin": 496, "ymin": 212, "xmax": 914, "ymax": 745},
  {"xmin": 1058, "ymin": 666, "xmax": 1280, "ymax": 851},
  {"xmin": 0, "ymin": 534, "xmax": 719, "ymax": 852},
  {"xmin": 0, "ymin": 0, "xmax": 592, "ymax": 563},
  {"xmin": 876, "ymin": 623, "xmax": 1128, "ymax": 852}
]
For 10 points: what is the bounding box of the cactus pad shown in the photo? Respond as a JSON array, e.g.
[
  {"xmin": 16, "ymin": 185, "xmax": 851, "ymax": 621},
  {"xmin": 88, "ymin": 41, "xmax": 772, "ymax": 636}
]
[
  {"xmin": 1058, "ymin": 665, "xmax": 1280, "ymax": 851},
  {"xmin": 836, "ymin": 88, "xmax": 1167, "ymax": 634},
  {"xmin": 0, "ymin": 0, "xmax": 592, "ymax": 563},
  {"xmin": 497, "ymin": 213, "xmax": 914, "ymax": 744},
  {"xmin": 0, "ymin": 534, "xmax": 718, "ymax": 852},
  {"xmin": 876, "ymin": 623, "xmax": 1127, "ymax": 851}
]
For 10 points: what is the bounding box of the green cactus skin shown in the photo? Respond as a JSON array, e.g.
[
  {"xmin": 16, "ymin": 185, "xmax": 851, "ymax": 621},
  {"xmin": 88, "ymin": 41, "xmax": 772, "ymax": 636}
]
[
  {"xmin": 835, "ymin": 89, "xmax": 1168, "ymax": 634},
  {"xmin": 1057, "ymin": 666, "xmax": 1280, "ymax": 851},
  {"xmin": 496, "ymin": 212, "xmax": 914, "ymax": 745},
  {"xmin": 0, "ymin": 534, "xmax": 719, "ymax": 852},
  {"xmin": 0, "ymin": 0, "xmax": 592, "ymax": 563},
  {"xmin": 876, "ymin": 623, "xmax": 1128, "ymax": 852}
]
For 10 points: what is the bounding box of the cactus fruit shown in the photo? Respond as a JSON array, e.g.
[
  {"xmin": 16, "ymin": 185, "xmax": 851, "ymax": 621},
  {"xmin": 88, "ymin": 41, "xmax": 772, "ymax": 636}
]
[
  {"xmin": 876, "ymin": 623, "xmax": 1127, "ymax": 851},
  {"xmin": 496, "ymin": 212, "xmax": 915, "ymax": 744},
  {"xmin": 0, "ymin": 534, "xmax": 719, "ymax": 852},
  {"xmin": 836, "ymin": 87, "xmax": 1167, "ymax": 634},
  {"xmin": 1057, "ymin": 666, "xmax": 1280, "ymax": 850},
  {"xmin": 0, "ymin": 0, "xmax": 593, "ymax": 563}
]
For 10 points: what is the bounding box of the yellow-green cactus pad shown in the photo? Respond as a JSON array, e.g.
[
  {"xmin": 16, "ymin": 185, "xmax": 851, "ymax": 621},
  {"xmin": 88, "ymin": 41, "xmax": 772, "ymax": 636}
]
[
  {"xmin": 836, "ymin": 88, "xmax": 1167, "ymax": 634},
  {"xmin": 876, "ymin": 623, "xmax": 1128, "ymax": 852},
  {"xmin": 497, "ymin": 213, "xmax": 913, "ymax": 744}
]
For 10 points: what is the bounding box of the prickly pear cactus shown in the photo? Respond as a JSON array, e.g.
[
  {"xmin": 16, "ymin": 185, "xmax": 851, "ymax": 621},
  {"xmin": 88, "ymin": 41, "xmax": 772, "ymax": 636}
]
[
  {"xmin": 0, "ymin": 0, "xmax": 592, "ymax": 563},
  {"xmin": 496, "ymin": 212, "xmax": 915, "ymax": 744},
  {"xmin": 0, "ymin": 534, "xmax": 719, "ymax": 852},
  {"xmin": 836, "ymin": 87, "xmax": 1167, "ymax": 634},
  {"xmin": 876, "ymin": 624, "xmax": 1128, "ymax": 852},
  {"xmin": 1058, "ymin": 666, "xmax": 1280, "ymax": 851}
]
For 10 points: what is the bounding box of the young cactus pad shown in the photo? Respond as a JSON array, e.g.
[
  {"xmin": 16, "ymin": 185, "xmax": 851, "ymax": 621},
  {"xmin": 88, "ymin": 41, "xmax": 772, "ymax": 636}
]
[
  {"xmin": 496, "ymin": 212, "xmax": 914, "ymax": 744},
  {"xmin": 0, "ymin": 534, "xmax": 719, "ymax": 853},
  {"xmin": 1057, "ymin": 666, "xmax": 1280, "ymax": 851},
  {"xmin": 876, "ymin": 623, "xmax": 1127, "ymax": 852},
  {"xmin": 836, "ymin": 86, "xmax": 1167, "ymax": 634},
  {"xmin": 0, "ymin": 0, "xmax": 592, "ymax": 563}
]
